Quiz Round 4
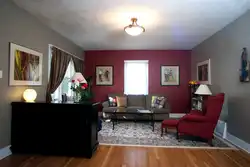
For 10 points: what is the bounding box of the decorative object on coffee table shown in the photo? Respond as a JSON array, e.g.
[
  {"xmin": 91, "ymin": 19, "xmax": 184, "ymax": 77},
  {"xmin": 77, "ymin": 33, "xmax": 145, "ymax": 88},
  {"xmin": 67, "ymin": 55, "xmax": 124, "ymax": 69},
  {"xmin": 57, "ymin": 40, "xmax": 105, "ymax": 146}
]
[
  {"xmin": 197, "ymin": 59, "xmax": 211, "ymax": 85},
  {"xmin": 9, "ymin": 43, "xmax": 43, "ymax": 86},
  {"xmin": 96, "ymin": 65, "xmax": 113, "ymax": 86},
  {"xmin": 161, "ymin": 65, "xmax": 179, "ymax": 86}
]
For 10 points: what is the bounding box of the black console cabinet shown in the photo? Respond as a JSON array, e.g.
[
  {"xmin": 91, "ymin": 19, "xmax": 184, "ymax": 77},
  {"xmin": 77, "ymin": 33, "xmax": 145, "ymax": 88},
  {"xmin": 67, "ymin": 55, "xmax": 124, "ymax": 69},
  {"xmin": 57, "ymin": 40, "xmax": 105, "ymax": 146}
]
[{"xmin": 11, "ymin": 102, "xmax": 99, "ymax": 158}]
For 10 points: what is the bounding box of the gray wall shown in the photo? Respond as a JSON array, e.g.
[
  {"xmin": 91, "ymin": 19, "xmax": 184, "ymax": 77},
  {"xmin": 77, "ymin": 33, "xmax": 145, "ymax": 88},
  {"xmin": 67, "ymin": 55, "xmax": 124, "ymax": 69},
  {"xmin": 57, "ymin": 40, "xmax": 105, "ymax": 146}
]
[
  {"xmin": 192, "ymin": 10, "xmax": 250, "ymax": 143},
  {"xmin": 0, "ymin": 0, "xmax": 83, "ymax": 148}
]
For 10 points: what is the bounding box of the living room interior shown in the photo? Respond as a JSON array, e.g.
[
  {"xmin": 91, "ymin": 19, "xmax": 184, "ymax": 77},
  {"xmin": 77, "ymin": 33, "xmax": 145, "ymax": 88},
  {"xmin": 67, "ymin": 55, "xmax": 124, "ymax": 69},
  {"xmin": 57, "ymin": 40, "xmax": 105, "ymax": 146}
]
[{"xmin": 1, "ymin": 0, "xmax": 250, "ymax": 166}]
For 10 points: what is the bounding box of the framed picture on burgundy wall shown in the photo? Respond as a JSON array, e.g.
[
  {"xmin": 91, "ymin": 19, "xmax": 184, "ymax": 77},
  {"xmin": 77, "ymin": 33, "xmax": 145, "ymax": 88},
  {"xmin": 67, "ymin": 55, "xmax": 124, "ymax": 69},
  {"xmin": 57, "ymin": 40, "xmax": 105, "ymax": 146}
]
[
  {"xmin": 95, "ymin": 65, "xmax": 114, "ymax": 86},
  {"xmin": 161, "ymin": 65, "xmax": 180, "ymax": 86}
]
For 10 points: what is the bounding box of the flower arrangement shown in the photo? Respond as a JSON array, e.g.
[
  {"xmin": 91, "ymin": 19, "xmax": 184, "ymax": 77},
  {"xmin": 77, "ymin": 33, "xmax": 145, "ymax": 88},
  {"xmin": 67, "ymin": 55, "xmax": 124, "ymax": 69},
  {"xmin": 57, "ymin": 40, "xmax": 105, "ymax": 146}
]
[
  {"xmin": 189, "ymin": 80, "xmax": 200, "ymax": 85},
  {"xmin": 71, "ymin": 78, "xmax": 92, "ymax": 102}
]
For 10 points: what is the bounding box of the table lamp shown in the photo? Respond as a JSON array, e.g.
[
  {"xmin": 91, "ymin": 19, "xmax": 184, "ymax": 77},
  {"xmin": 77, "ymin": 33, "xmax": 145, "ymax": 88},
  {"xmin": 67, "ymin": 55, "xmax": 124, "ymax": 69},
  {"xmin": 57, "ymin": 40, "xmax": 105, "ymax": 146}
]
[
  {"xmin": 195, "ymin": 84, "xmax": 212, "ymax": 111},
  {"xmin": 71, "ymin": 72, "xmax": 87, "ymax": 83},
  {"xmin": 23, "ymin": 89, "xmax": 37, "ymax": 102}
]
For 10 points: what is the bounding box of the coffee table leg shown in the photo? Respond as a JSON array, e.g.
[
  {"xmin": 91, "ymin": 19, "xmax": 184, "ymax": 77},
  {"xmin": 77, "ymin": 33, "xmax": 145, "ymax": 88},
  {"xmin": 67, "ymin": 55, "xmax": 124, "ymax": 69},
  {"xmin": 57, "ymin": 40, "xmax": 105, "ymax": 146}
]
[
  {"xmin": 152, "ymin": 114, "xmax": 155, "ymax": 132},
  {"xmin": 112, "ymin": 113, "xmax": 116, "ymax": 130}
]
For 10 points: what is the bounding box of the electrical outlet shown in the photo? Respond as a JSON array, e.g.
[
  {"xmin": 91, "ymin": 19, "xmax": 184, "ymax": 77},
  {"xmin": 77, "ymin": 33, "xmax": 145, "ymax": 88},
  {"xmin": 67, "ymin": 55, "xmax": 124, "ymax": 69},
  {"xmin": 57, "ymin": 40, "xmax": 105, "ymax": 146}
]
[{"xmin": 0, "ymin": 70, "xmax": 2, "ymax": 78}]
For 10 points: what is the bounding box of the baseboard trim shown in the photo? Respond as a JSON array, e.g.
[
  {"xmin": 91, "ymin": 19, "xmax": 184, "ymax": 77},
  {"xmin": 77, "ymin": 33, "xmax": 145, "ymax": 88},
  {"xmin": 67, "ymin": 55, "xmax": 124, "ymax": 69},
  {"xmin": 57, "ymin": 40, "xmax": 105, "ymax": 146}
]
[
  {"xmin": 100, "ymin": 143, "xmax": 236, "ymax": 150},
  {"xmin": 170, "ymin": 113, "xmax": 186, "ymax": 118},
  {"xmin": 226, "ymin": 133, "xmax": 250, "ymax": 153},
  {"xmin": 214, "ymin": 133, "xmax": 235, "ymax": 148},
  {"xmin": 0, "ymin": 145, "xmax": 12, "ymax": 160}
]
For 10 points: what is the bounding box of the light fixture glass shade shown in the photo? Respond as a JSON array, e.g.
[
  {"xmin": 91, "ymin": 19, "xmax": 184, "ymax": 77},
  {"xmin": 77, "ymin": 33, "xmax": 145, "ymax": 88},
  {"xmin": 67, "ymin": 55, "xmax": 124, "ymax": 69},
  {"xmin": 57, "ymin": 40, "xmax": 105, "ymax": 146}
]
[
  {"xmin": 71, "ymin": 72, "xmax": 87, "ymax": 83},
  {"xmin": 124, "ymin": 18, "xmax": 145, "ymax": 36},
  {"xmin": 195, "ymin": 84, "xmax": 212, "ymax": 95},
  {"xmin": 23, "ymin": 89, "xmax": 37, "ymax": 102},
  {"xmin": 125, "ymin": 26, "xmax": 144, "ymax": 36}
]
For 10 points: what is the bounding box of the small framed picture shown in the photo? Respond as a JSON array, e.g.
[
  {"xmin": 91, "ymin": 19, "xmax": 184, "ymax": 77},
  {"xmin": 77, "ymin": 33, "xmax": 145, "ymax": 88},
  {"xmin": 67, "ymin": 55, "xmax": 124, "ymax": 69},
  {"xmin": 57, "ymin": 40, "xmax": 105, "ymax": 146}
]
[
  {"xmin": 96, "ymin": 65, "xmax": 114, "ymax": 86},
  {"xmin": 161, "ymin": 65, "xmax": 180, "ymax": 86},
  {"xmin": 197, "ymin": 59, "xmax": 211, "ymax": 85}
]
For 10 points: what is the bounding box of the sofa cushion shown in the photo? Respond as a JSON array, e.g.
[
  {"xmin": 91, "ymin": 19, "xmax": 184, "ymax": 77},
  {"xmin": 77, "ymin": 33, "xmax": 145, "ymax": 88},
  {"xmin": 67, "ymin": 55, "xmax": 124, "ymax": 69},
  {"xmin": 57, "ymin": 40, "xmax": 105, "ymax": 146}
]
[
  {"xmin": 127, "ymin": 95, "xmax": 146, "ymax": 107},
  {"xmin": 103, "ymin": 107, "xmax": 125, "ymax": 113},
  {"xmin": 126, "ymin": 106, "xmax": 145, "ymax": 112}
]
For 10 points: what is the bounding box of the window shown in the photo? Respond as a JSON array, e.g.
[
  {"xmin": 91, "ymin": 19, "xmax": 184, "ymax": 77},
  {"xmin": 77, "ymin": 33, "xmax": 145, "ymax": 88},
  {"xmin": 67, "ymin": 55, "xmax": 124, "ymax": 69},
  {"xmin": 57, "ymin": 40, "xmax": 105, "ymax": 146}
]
[
  {"xmin": 48, "ymin": 46, "xmax": 75, "ymax": 102},
  {"xmin": 124, "ymin": 60, "xmax": 148, "ymax": 95}
]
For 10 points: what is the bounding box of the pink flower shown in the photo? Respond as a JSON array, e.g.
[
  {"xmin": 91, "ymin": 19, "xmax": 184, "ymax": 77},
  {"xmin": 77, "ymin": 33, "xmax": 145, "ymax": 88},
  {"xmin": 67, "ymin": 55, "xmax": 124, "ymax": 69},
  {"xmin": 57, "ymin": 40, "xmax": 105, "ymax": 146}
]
[{"xmin": 72, "ymin": 80, "xmax": 75, "ymax": 83}]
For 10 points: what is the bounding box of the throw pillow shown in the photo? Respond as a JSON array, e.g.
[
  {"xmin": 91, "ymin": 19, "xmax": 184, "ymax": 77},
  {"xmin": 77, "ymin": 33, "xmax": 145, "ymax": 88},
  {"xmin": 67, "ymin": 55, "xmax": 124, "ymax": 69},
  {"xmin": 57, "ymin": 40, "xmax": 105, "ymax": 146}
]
[
  {"xmin": 152, "ymin": 96, "xmax": 166, "ymax": 109},
  {"xmin": 116, "ymin": 96, "xmax": 127, "ymax": 107},
  {"xmin": 108, "ymin": 97, "xmax": 117, "ymax": 107},
  {"xmin": 151, "ymin": 96, "xmax": 158, "ymax": 108}
]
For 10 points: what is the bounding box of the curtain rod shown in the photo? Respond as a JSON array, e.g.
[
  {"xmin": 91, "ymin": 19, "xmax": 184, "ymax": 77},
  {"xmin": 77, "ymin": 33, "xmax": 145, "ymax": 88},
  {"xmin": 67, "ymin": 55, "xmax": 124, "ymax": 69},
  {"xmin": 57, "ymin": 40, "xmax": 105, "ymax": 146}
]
[{"xmin": 49, "ymin": 44, "xmax": 84, "ymax": 61}]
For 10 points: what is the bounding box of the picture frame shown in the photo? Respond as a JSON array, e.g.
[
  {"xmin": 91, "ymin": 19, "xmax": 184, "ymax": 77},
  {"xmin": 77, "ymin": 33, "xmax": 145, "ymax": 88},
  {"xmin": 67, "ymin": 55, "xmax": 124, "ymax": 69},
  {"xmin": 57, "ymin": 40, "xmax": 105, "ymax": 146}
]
[
  {"xmin": 9, "ymin": 43, "xmax": 43, "ymax": 86},
  {"xmin": 161, "ymin": 65, "xmax": 180, "ymax": 86},
  {"xmin": 197, "ymin": 59, "xmax": 211, "ymax": 85},
  {"xmin": 96, "ymin": 65, "xmax": 114, "ymax": 86}
]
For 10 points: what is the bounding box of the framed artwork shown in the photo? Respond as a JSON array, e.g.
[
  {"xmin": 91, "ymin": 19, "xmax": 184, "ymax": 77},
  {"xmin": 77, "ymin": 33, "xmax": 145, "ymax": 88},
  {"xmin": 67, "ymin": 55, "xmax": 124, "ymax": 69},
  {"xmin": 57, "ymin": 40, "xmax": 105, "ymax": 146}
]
[
  {"xmin": 161, "ymin": 65, "xmax": 180, "ymax": 86},
  {"xmin": 239, "ymin": 47, "xmax": 250, "ymax": 82},
  {"xmin": 96, "ymin": 65, "xmax": 113, "ymax": 86},
  {"xmin": 9, "ymin": 43, "xmax": 43, "ymax": 86},
  {"xmin": 197, "ymin": 59, "xmax": 211, "ymax": 85}
]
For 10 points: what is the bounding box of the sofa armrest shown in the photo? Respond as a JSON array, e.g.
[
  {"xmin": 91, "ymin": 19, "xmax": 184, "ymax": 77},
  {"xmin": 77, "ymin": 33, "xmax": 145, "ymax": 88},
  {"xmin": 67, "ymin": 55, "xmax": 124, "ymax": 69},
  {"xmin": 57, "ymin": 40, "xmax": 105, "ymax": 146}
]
[
  {"xmin": 180, "ymin": 114, "xmax": 208, "ymax": 122},
  {"xmin": 163, "ymin": 101, "xmax": 171, "ymax": 111},
  {"xmin": 102, "ymin": 101, "xmax": 109, "ymax": 108},
  {"xmin": 151, "ymin": 108, "xmax": 169, "ymax": 114}
]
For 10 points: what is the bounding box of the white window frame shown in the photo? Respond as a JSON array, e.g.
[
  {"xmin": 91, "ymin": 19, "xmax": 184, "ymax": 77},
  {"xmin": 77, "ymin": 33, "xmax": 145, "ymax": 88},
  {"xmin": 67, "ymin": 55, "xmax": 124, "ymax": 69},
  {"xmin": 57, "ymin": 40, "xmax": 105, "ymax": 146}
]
[{"xmin": 124, "ymin": 60, "xmax": 149, "ymax": 95}]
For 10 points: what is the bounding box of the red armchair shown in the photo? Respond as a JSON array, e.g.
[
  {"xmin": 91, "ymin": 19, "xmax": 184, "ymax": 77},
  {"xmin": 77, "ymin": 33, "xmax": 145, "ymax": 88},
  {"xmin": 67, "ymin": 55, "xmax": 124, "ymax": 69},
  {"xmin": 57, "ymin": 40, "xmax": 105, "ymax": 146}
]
[{"xmin": 177, "ymin": 93, "xmax": 225, "ymax": 145}]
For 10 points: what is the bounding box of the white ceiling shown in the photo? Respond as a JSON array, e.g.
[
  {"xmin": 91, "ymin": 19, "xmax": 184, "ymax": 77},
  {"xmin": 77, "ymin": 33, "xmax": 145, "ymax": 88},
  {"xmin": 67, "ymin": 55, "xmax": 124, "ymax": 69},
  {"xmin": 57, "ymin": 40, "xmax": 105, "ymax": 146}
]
[{"xmin": 13, "ymin": 0, "xmax": 250, "ymax": 50}]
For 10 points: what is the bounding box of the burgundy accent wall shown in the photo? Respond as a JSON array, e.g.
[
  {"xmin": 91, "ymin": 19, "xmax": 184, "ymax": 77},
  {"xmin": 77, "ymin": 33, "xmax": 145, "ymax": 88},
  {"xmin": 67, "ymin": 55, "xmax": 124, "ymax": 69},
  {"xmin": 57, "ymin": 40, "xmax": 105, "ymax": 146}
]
[{"xmin": 84, "ymin": 50, "xmax": 191, "ymax": 113}]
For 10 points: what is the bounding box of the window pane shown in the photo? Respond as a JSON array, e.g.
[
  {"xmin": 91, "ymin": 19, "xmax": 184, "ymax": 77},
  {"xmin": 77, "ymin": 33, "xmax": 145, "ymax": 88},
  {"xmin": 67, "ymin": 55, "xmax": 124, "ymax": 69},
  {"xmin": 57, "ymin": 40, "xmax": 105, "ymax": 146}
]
[
  {"xmin": 124, "ymin": 61, "xmax": 148, "ymax": 95},
  {"xmin": 51, "ymin": 59, "xmax": 75, "ymax": 101}
]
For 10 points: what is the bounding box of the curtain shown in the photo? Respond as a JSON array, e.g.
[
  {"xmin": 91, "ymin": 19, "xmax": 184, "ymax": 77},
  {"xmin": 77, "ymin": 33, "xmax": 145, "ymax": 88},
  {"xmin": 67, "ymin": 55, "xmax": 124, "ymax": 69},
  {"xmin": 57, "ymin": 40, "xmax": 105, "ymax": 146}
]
[
  {"xmin": 72, "ymin": 56, "xmax": 84, "ymax": 74},
  {"xmin": 46, "ymin": 47, "xmax": 72, "ymax": 102},
  {"xmin": 124, "ymin": 60, "xmax": 148, "ymax": 95}
]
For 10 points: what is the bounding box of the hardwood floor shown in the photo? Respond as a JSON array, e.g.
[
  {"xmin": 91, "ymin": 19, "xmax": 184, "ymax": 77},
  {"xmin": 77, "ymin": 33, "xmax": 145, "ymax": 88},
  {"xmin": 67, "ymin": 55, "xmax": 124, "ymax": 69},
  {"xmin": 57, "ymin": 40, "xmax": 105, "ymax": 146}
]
[{"xmin": 0, "ymin": 145, "xmax": 249, "ymax": 167}]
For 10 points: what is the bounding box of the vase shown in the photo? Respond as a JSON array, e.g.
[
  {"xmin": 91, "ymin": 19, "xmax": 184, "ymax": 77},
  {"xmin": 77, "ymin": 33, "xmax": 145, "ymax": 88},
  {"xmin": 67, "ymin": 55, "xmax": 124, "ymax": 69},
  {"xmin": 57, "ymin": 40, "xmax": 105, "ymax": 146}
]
[{"xmin": 73, "ymin": 92, "xmax": 81, "ymax": 103}]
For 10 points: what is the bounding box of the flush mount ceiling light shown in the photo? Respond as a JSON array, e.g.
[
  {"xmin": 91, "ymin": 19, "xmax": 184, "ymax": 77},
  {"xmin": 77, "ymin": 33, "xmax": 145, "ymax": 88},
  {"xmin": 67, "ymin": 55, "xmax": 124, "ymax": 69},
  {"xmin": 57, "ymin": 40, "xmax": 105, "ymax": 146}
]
[{"xmin": 124, "ymin": 18, "xmax": 145, "ymax": 36}]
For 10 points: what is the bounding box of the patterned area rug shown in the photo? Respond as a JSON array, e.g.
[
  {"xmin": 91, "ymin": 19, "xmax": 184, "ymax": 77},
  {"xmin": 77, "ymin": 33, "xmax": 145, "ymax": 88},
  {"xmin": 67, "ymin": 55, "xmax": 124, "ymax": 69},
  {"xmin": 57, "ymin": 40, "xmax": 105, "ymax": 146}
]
[{"xmin": 98, "ymin": 122, "xmax": 229, "ymax": 147}]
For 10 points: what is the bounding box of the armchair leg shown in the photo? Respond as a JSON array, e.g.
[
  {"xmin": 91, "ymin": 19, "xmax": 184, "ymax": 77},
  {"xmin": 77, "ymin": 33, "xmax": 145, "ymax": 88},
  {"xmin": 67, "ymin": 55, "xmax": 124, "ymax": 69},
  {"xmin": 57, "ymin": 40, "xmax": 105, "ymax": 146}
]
[{"xmin": 161, "ymin": 127, "xmax": 164, "ymax": 137}]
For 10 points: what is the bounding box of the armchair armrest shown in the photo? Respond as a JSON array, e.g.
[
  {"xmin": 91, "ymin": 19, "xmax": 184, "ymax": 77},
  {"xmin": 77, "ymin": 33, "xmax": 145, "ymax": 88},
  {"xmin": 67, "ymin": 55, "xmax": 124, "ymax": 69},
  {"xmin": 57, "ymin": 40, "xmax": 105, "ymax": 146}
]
[
  {"xmin": 180, "ymin": 114, "xmax": 208, "ymax": 122},
  {"xmin": 102, "ymin": 101, "xmax": 109, "ymax": 108},
  {"xmin": 190, "ymin": 110, "xmax": 203, "ymax": 116}
]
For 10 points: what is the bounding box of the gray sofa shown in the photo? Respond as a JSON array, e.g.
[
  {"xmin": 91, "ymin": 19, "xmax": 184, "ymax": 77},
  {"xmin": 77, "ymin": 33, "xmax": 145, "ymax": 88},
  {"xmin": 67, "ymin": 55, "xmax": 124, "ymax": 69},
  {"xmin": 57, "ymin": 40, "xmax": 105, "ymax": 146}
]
[{"xmin": 102, "ymin": 94, "xmax": 170, "ymax": 121}]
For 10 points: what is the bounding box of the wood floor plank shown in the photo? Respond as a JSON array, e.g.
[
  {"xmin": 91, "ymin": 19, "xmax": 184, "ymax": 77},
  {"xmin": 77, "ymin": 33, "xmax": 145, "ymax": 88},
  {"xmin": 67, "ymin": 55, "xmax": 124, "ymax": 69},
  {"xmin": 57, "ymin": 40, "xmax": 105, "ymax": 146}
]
[
  {"xmin": 205, "ymin": 149, "xmax": 244, "ymax": 167},
  {"xmin": 0, "ymin": 146, "xmax": 249, "ymax": 167}
]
